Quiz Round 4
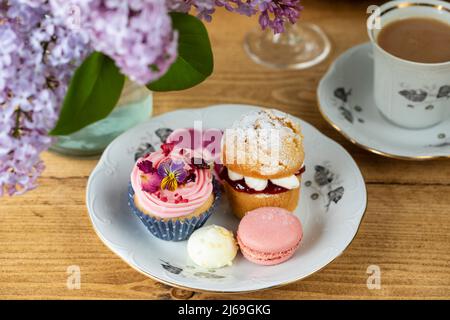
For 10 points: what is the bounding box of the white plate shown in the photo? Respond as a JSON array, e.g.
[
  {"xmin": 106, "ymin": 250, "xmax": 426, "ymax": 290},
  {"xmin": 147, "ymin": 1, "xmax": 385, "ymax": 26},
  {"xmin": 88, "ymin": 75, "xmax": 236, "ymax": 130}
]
[
  {"xmin": 318, "ymin": 43, "xmax": 450, "ymax": 160},
  {"xmin": 86, "ymin": 104, "xmax": 367, "ymax": 293}
]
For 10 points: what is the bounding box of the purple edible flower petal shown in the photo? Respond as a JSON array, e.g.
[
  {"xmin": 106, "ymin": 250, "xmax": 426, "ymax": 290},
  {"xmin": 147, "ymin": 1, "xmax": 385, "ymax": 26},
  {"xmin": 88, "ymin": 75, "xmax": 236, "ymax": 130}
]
[
  {"xmin": 157, "ymin": 160, "xmax": 171, "ymax": 178},
  {"xmin": 137, "ymin": 160, "xmax": 155, "ymax": 174},
  {"xmin": 170, "ymin": 161, "xmax": 188, "ymax": 182},
  {"xmin": 141, "ymin": 172, "xmax": 162, "ymax": 194}
]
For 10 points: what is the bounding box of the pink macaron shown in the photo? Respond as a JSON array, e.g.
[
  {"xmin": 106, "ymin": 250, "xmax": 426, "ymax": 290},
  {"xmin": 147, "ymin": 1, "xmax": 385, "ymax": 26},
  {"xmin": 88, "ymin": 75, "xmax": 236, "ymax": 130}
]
[{"xmin": 237, "ymin": 207, "xmax": 303, "ymax": 266}]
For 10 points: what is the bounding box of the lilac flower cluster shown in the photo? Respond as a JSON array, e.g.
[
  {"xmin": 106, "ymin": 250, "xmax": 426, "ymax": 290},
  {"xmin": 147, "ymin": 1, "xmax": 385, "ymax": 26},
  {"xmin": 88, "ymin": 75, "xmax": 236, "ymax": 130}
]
[
  {"xmin": 168, "ymin": 0, "xmax": 303, "ymax": 33},
  {"xmin": 0, "ymin": 0, "xmax": 91, "ymax": 196},
  {"xmin": 53, "ymin": 0, "xmax": 178, "ymax": 85},
  {"xmin": 256, "ymin": 0, "xmax": 303, "ymax": 33}
]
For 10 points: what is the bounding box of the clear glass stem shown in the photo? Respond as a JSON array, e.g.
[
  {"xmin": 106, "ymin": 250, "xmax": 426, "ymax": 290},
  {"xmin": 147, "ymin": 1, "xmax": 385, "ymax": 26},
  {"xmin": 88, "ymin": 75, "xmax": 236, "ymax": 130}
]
[{"xmin": 244, "ymin": 22, "xmax": 331, "ymax": 70}]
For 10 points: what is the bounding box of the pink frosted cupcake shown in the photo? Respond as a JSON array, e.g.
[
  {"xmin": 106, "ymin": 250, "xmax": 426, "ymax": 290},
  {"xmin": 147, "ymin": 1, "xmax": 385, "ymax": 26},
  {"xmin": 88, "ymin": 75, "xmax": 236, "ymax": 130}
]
[{"xmin": 128, "ymin": 142, "xmax": 220, "ymax": 241}]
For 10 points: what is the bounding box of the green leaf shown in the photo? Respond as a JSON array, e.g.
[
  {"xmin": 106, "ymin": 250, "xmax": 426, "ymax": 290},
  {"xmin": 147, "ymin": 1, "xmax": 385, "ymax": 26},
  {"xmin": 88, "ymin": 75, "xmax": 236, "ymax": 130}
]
[
  {"xmin": 50, "ymin": 52, "xmax": 125, "ymax": 136},
  {"xmin": 147, "ymin": 13, "xmax": 213, "ymax": 92}
]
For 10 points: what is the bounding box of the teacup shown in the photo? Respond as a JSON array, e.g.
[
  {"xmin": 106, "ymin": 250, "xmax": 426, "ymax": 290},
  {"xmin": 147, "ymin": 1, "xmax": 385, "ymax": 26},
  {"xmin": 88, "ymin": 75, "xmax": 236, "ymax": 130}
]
[{"xmin": 367, "ymin": 0, "xmax": 450, "ymax": 129}]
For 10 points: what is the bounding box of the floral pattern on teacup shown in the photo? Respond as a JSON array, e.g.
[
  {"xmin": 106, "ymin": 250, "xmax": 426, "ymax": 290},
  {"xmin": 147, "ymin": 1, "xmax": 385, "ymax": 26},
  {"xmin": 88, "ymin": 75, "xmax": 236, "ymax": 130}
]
[{"xmin": 398, "ymin": 84, "xmax": 450, "ymax": 111}]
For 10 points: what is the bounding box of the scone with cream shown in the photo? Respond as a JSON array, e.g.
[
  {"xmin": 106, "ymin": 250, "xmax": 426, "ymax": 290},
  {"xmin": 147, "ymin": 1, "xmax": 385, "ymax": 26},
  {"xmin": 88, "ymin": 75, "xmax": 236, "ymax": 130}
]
[{"xmin": 220, "ymin": 109, "xmax": 305, "ymax": 219}]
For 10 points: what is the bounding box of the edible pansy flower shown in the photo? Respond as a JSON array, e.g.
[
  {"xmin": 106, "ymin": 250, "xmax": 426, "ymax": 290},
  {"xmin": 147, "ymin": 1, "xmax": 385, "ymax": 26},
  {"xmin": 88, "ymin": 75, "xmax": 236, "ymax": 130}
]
[{"xmin": 158, "ymin": 160, "xmax": 188, "ymax": 192}]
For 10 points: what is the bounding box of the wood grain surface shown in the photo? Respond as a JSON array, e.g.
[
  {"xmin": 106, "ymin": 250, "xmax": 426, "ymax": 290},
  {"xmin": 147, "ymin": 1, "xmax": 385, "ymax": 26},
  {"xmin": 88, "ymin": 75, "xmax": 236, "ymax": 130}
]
[{"xmin": 1, "ymin": 0, "xmax": 449, "ymax": 300}]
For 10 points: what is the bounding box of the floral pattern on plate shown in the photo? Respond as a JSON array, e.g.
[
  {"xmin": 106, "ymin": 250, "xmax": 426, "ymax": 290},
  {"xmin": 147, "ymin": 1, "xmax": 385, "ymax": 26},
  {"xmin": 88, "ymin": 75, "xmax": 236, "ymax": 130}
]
[{"xmin": 304, "ymin": 162, "xmax": 345, "ymax": 211}]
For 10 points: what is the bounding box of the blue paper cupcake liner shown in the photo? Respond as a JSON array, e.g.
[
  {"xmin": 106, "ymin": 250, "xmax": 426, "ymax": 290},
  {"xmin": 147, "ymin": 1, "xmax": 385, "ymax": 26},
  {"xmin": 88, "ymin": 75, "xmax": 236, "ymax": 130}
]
[{"xmin": 128, "ymin": 179, "xmax": 221, "ymax": 241}]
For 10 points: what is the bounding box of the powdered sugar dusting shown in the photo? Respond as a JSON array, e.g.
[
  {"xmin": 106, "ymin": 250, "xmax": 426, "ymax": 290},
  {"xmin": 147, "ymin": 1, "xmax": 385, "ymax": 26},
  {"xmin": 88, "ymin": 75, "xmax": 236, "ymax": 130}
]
[{"xmin": 224, "ymin": 109, "xmax": 303, "ymax": 176}]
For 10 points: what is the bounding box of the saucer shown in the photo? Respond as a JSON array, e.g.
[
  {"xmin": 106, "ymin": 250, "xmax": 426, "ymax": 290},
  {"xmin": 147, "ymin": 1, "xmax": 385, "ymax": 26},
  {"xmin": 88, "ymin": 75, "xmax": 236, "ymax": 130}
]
[
  {"xmin": 318, "ymin": 43, "xmax": 450, "ymax": 160},
  {"xmin": 86, "ymin": 104, "xmax": 367, "ymax": 293}
]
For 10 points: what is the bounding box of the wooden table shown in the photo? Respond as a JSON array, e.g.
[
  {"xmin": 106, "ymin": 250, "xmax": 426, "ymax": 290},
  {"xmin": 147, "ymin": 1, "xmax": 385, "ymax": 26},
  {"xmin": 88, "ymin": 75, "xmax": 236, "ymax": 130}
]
[{"xmin": 1, "ymin": 0, "xmax": 449, "ymax": 300}]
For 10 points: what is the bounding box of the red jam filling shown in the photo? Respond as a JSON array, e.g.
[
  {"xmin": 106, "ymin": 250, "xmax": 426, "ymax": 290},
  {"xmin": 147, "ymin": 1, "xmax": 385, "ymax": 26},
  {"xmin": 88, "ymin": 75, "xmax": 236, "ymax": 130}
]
[{"xmin": 219, "ymin": 166, "xmax": 305, "ymax": 194}]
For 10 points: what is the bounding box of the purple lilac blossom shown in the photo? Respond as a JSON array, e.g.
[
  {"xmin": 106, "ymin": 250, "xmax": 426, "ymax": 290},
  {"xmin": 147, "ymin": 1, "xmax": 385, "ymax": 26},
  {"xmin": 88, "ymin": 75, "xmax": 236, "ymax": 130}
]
[
  {"xmin": 53, "ymin": 0, "xmax": 178, "ymax": 85},
  {"xmin": 0, "ymin": 1, "xmax": 90, "ymax": 196},
  {"xmin": 168, "ymin": 0, "xmax": 303, "ymax": 33}
]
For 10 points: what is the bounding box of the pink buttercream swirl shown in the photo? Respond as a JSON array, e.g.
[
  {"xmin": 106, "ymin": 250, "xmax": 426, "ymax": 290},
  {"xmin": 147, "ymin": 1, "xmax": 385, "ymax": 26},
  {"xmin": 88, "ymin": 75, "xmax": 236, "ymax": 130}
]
[{"xmin": 131, "ymin": 147, "xmax": 213, "ymax": 219}]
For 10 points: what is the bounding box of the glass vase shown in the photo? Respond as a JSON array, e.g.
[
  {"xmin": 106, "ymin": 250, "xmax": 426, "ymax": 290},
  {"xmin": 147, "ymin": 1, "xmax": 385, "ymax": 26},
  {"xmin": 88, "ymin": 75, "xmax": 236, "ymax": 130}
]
[{"xmin": 50, "ymin": 79, "xmax": 153, "ymax": 157}]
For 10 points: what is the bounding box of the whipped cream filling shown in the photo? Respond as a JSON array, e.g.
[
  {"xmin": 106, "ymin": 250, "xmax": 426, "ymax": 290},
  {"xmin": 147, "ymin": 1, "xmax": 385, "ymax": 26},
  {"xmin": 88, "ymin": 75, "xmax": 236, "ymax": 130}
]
[{"xmin": 227, "ymin": 167, "xmax": 302, "ymax": 191}]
